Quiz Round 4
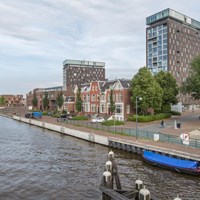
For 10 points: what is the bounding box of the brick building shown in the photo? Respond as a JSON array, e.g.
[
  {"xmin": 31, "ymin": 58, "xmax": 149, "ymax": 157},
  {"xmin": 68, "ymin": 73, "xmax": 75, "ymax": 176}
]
[
  {"xmin": 1, "ymin": 95, "xmax": 24, "ymax": 107},
  {"xmin": 146, "ymin": 8, "xmax": 200, "ymax": 106},
  {"xmin": 74, "ymin": 79, "xmax": 133, "ymax": 121},
  {"xmin": 63, "ymin": 59, "xmax": 106, "ymax": 96},
  {"xmin": 26, "ymin": 86, "xmax": 63, "ymax": 111}
]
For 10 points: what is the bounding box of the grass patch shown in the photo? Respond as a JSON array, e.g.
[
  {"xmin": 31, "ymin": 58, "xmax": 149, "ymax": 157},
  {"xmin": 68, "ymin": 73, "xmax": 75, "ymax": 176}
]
[{"xmin": 127, "ymin": 113, "xmax": 171, "ymax": 122}]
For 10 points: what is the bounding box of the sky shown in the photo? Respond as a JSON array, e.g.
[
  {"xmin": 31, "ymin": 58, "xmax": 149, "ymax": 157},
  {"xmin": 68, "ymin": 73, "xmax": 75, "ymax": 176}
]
[{"xmin": 0, "ymin": 0, "xmax": 200, "ymax": 96}]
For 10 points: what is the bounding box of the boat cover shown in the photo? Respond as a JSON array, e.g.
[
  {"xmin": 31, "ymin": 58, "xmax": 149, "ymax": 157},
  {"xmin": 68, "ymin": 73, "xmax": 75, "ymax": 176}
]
[{"xmin": 143, "ymin": 150, "xmax": 198, "ymax": 169}]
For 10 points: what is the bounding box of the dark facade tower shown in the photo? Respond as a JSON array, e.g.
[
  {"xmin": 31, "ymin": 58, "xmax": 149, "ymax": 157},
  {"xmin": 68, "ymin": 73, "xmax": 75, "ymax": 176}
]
[
  {"xmin": 63, "ymin": 59, "xmax": 105, "ymax": 96},
  {"xmin": 146, "ymin": 8, "xmax": 200, "ymax": 105}
]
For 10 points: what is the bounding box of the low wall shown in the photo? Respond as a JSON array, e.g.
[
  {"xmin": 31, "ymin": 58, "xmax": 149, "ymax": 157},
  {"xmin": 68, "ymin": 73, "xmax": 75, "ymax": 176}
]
[{"xmin": 13, "ymin": 116, "xmax": 109, "ymax": 146}]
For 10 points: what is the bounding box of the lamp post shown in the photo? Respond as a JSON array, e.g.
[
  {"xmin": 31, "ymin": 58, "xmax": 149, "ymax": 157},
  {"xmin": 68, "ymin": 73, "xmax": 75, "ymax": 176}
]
[{"xmin": 136, "ymin": 96, "xmax": 142, "ymax": 140}]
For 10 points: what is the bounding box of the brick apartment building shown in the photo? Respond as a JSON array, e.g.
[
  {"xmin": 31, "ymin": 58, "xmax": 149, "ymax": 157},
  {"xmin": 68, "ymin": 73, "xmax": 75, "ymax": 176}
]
[
  {"xmin": 63, "ymin": 59, "xmax": 106, "ymax": 96},
  {"xmin": 1, "ymin": 95, "xmax": 24, "ymax": 107},
  {"xmin": 146, "ymin": 8, "xmax": 200, "ymax": 107},
  {"xmin": 26, "ymin": 86, "xmax": 63, "ymax": 111}
]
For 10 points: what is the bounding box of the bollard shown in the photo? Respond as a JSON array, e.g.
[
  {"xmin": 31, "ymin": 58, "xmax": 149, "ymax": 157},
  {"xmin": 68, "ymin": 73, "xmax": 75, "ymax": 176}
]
[
  {"xmin": 108, "ymin": 151, "xmax": 114, "ymax": 159},
  {"xmin": 174, "ymin": 195, "xmax": 181, "ymax": 200},
  {"xmin": 102, "ymin": 170, "xmax": 112, "ymax": 200},
  {"xmin": 105, "ymin": 161, "xmax": 112, "ymax": 171},
  {"xmin": 174, "ymin": 120, "xmax": 177, "ymax": 129},
  {"xmin": 103, "ymin": 171, "xmax": 111, "ymax": 182},
  {"xmin": 139, "ymin": 186, "xmax": 150, "ymax": 200},
  {"xmin": 135, "ymin": 179, "xmax": 143, "ymax": 190}
]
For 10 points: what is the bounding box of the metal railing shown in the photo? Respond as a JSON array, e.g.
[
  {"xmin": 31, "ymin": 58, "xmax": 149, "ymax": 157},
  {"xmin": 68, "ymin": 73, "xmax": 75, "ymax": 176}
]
[{"xmin": 63, "ymin": 120, "xmax": 200, "ymax": 149}]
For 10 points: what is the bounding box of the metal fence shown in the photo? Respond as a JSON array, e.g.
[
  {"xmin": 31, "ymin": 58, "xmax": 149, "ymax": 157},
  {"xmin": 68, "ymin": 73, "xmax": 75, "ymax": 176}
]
[{"xmin": 63, "ymin": 120, "xmax": 200, "ymax": 149}]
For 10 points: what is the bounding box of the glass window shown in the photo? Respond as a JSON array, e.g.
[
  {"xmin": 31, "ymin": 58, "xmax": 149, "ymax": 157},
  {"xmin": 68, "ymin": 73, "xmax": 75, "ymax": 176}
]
[{"xmin": 116, "ymin": 104, "xmax": 122, "ymax": 114}]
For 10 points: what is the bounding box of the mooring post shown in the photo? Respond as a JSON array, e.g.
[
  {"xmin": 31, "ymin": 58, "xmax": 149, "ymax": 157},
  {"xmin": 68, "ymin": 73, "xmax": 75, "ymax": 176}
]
[
  {"xmin": 108, "ymin": 151, "xmax": 122, "ymax": 190},
  {"xmin": 102, "ymin": 170, "xmax": 112, "ymax": 200}
]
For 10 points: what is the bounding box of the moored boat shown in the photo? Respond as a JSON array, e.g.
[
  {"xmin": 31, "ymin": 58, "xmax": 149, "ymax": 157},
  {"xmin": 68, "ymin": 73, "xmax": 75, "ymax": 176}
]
[{"xmin": 142, "ymin": 150, "xmax": 200, "ymax": 176}]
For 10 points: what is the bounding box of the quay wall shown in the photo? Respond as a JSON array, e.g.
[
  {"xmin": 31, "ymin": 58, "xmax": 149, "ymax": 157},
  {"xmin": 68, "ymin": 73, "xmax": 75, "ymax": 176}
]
[{"xmin": 12, "ymin": 115, "xmax": 200, "ymax": 162}]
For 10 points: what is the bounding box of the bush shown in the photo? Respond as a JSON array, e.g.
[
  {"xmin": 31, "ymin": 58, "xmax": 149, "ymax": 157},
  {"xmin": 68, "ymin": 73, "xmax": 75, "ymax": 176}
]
[
  {"xmin": 170, "ymin": 110, "xmax": 181, "ymax": 116},
  {"xmin": 71, "ymin": 116, "xmax": 89, "ymax": 120},
  {"xmin": 102, "ymin": 120, "xmax": 125, "ymax": 126},
  {"xmin": 127, "ymin": 113, "xmax": 171, "ymax": 122}
]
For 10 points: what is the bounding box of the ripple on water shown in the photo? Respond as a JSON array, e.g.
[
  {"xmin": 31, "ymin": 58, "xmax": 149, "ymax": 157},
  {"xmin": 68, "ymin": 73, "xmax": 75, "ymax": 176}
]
[{"xmin": 0, "ymin": 117, "xmax": 200, "ymax": 200}]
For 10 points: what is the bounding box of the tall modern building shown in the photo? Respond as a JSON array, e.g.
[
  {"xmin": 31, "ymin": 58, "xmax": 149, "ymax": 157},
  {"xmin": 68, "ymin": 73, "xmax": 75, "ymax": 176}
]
[
  {"xmin": 146, "ymin": 8, "xmax": 200, "ymax": 105},
  {"xmin": 63, "ymin": 59, "xmax": 106, "ymax": 96}
]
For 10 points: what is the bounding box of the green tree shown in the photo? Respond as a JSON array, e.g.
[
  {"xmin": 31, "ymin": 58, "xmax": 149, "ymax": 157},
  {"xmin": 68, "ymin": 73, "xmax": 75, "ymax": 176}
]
[
  {"xmin": 43, "ymin": 92, "xmax": 49, "ymax": 111},
  {"xmin": 131, "ymin": 67, "xmax": 163, "ymax": 114},
  {"xmin": 56, "ymin": 92, "xmax": 64, "ymax": 109},
  {"xmin": 155, "ymin": 71, "xmax": 179, "ymax": 112},
  {"xmin": 75, "ymin": 87, "xmax": 82, "ymax": 112},
  {"xmin": 32, "ymin": 93, "xmax": 38, "ymax": 109},
  {"xmin": 181, "ymin": 54, "xmax": 200, "ymax": 99},
  {"xmin": 110, "ymin": 89, "xmax": 115, "ymax": 114},
  {"xmin": 0, "ymin": 96, "xmax": 6, "ymax": 106}
]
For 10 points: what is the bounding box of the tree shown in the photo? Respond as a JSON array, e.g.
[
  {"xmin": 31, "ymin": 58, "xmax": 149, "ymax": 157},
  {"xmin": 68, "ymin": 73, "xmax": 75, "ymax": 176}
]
[
  {"xmin": 130, "ymin": 67, "xmax": 163, "ymax": 114},
  {"xmin": 56, "ymin": 92, "xmax": 64, "ymax": 110},
  {"xmin": 32, "ymin": 93, "xmax": 38, "ymax": 109},
  {"xmin": 0, "ymin": 96, "xmax": 6, "ymax": 106},
  {"xmin": 110, "ymin": 89, "xmax": 115, "ymax": 114},
  {"xmin": 43, "ymin": 92, "xmax": 49, "ymax": 111},
  {"xmin": 181, "ymin": 54, "xmax": 200, "ymax": 99},
  {"xmin": 75, "ymin": 87, "xmax": 82, "ymax": 112},
  {"xmin": 154, "ymin": 71, "xmax": 179, "ymax": 112}
]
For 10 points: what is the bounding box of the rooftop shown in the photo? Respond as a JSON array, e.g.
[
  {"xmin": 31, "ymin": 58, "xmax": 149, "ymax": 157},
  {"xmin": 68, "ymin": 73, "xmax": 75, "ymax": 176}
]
[
  {"xmin": 146, "ymin": 8, "xmax": 200, "ymax": 30},
  {"xmin": 63, "ymin": 59, "xmax": 105, "ymax": 67}
]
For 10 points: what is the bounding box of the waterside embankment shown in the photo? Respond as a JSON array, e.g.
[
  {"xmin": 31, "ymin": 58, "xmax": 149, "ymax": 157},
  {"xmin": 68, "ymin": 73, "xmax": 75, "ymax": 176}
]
[{"xmin": 12, "ymin": 115, "xmax": 200, "ymax": 162}]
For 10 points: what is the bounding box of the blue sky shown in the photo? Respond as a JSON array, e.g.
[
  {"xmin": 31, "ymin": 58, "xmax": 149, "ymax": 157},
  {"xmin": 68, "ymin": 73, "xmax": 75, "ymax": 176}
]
[{"xmin": 0, "ymin": 0, "xmax": 200, "ymax": 96}]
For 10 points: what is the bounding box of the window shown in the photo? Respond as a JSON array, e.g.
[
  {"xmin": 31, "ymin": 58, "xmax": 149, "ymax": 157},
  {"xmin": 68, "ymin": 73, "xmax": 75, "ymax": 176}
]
[
  {"xmin": 101, "ymin": 104, "xmax": 105, "ymax": 113},
  {"xmin": 92, "ymin": 94, "xmax": 96, "ymax": 101},
  {"xmin": 116, "ymin": 104, "xmax": 123, "ymax": 114}
]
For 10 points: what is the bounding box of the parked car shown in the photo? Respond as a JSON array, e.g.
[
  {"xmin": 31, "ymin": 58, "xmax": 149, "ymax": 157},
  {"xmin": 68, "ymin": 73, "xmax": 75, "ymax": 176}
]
[
  {"xmin": 91, "ymin": 117, "xmax": 105, "ymax": 123},
  {"xmin": 107, "ymin": 115, "xmax": 116, "ymax": 121}
]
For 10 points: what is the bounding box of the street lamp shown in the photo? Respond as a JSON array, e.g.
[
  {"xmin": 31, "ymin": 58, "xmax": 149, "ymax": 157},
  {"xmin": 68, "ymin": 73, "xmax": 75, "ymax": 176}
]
[{"xmin": 136, "ymin": 96, "xmax": 142, "ymax": 140}]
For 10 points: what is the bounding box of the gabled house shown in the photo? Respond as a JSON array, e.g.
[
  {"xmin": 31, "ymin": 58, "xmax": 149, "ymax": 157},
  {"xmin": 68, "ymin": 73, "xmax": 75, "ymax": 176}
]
[{"xmin": 74, "ymin": 79, "xmax": 133, "ymax": 121}]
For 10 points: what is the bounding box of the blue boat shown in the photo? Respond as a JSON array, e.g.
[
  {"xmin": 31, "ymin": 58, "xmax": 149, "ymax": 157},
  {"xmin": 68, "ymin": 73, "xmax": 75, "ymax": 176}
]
[{"xmin": 142, "ymin": 150, "xmax": 200, "ymax": 175}]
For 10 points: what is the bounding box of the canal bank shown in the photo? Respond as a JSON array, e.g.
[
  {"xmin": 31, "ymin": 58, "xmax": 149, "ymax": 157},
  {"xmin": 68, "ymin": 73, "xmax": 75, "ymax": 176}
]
[{"xmin": 12, "ymin": 115, "xmax": 200, "ymax": 162}]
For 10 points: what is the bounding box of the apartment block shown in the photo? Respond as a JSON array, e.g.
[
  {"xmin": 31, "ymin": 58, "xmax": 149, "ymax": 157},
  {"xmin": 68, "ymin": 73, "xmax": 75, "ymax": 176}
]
[
  {"xmin": 63, "ymin": 59, "xmax": 106, "ymax": 96},
  {"xmin": 1, "ymin": 95, "xmax": 24, "ymax": 107},
  {"xmin": 146, "ymin": 8, "xmax": 200, "ymax": 105},
  {"xmin": 26, "ymin": 86, "xmax": 63, "ymax": 111}
]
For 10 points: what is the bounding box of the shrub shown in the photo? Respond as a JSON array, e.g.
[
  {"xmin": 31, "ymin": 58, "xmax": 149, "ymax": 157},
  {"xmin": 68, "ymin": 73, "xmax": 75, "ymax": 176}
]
[
  {"xmin": 170, "ymin": 110, "xmax": 181, "ymax": 116},
  {"xmin": 71, "ymin": 116, "xmax": 89, "ymax": 120},
  {"xmin": 102, "ymin": 120, "xmax": 125, "ymax": 126},
  {"xmin": 127, "ymin": 113, "xmax": 171, "ymax": 122}
]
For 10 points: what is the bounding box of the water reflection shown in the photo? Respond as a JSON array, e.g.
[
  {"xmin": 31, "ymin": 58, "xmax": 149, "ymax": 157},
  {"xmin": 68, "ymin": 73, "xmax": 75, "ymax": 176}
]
[{"xmin": 0, "ymin": 116, "xmax": 199, "ymax": 200}]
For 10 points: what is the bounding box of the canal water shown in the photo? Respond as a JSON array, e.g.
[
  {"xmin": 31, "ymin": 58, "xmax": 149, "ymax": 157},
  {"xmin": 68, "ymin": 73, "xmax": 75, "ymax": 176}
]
[{"xmin": 0, "ymin": 116, "xmax": 199, "ymax": 200}]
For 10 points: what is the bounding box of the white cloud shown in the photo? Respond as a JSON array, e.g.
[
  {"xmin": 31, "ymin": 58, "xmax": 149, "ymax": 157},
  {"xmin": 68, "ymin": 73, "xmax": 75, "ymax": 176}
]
[{"xmin": 0, "ymin": 0, "xmax": 200, "ymax": 95}]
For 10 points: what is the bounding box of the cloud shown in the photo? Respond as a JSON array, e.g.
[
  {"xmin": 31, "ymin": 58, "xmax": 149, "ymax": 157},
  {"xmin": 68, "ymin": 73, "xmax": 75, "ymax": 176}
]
[{"xmin": 0, "ymin": 0, "xmax": 200, "ymax": 95}]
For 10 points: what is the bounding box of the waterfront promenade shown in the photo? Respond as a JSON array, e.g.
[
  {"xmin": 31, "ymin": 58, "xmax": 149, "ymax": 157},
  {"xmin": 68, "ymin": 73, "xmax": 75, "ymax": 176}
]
[
  {"xmin": 1, "ymin": 107, "xmax": 200, "ymax": 160},
  {"xmin": 38, "ymin": 110, "xmax": 200, "ymax": 158}
]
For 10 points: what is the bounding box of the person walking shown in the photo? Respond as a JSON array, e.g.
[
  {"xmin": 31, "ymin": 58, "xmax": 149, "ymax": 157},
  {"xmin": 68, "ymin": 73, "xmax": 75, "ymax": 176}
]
[{"xmin": 160, "ymin": 120, "xmax": 165, "ymax": 128}]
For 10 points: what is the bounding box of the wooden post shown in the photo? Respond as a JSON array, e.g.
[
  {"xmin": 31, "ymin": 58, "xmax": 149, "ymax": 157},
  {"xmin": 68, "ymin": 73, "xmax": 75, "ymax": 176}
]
[
  {"xmin": 102, "ymin": 171, "xmax": 112, "ymax": 200},
  {"xmin": 108, "ymin": 151, "xmax": 122, "ymax": 190}
]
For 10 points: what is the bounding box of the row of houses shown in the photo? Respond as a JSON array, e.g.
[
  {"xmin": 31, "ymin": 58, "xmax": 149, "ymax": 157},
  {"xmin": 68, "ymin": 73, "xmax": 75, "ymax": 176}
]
[
  {"xmin": 74, "ymin": 79, "xmax": 133, "ymax": 121},
  {"xmin": 26, "ymin": 79, "xmax": 134, "ymax": 121}
]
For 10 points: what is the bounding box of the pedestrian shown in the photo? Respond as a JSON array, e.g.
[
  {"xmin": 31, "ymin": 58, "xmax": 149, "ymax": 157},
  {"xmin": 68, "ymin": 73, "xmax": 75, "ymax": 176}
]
[{"xmin": 161, "ymin": 120, "xmax": 164, "ymax": 128}]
